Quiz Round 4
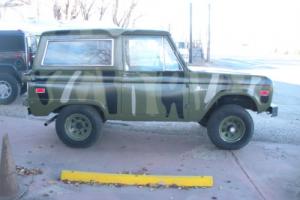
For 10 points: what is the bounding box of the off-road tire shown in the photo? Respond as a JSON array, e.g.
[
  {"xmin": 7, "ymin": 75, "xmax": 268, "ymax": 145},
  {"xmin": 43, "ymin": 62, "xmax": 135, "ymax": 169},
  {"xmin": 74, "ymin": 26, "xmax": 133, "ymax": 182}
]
[
  {"xmin": 207, "ymin": 104, "xmax": 254, "ymax": 150},
  {"xmin": 0, "ymin": 73, "xmax": 20, "ymax": 105},
  {"xmin": 56, "ymin": 105, "xmax": 103, "ymax": 148}
]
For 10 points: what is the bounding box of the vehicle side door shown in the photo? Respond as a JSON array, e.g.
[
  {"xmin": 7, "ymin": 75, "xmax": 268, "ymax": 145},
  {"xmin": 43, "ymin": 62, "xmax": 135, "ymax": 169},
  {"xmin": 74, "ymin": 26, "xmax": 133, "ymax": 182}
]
[{"xmin": 121, "ymin": 35, "xmax": 189, "ymax": 121}]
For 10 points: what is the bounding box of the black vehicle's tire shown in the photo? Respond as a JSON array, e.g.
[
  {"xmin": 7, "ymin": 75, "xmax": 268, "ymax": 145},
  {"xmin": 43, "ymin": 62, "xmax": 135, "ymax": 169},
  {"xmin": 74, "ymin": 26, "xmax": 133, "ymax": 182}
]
[
  {"xmin": 0, "ymin": 73, "xmax": 20, "ymax": 105},
  {"xmin": 56, "ymin": 105, "xmax": 103, "ymax": 148},
  {"xmin": 207, "ymin": 104, "xmax": 254, "ymax": 150}
]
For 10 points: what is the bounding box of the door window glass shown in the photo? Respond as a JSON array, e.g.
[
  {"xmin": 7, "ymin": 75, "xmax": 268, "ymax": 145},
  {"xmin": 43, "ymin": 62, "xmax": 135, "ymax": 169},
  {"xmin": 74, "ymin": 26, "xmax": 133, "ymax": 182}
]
[
  {"xmin": 125, "ymin": 36, "xmax": 181, "ymax": 71},
  {"xmin": 163, "ymin": 38, "xmax": 181, "ymax": 71}
]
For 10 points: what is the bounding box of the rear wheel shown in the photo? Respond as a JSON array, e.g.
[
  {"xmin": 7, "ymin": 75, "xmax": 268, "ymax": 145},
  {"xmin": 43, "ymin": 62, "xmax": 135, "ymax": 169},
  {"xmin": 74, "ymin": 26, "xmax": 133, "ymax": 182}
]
[
  {"xmin": 56, "ymin": 105, "xmax": 103, "ymax": 148},
  {"xmin": 0, "ymin": 73, "xmax": 20, "ymax": 105},
  {"xmin": 207, "ymin": 104, "xmax": 254, "ymax": 150}
]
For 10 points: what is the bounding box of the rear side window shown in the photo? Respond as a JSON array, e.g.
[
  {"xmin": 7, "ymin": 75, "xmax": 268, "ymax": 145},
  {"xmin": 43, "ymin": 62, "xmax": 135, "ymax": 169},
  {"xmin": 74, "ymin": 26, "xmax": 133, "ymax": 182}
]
[
  {"xmin": 0, "ymin": 35, "xmax": 25, "ymax": 52},
  {"xmin": 42, "ymin": 39, "xmax": 113, "ymax": 66}
]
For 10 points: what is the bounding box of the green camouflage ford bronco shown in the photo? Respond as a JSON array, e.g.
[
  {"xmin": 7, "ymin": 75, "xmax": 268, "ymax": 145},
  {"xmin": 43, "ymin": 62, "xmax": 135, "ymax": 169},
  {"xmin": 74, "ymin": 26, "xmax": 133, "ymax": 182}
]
[{"xmin": 25, "ymin": 29, "xmax": 278, "ymax": 150}]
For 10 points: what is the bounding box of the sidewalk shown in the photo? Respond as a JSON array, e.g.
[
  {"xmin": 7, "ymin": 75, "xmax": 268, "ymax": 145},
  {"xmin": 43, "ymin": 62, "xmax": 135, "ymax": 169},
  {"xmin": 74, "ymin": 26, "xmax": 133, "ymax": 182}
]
[{"xmin": 0, "ymin": 115, "xmax": 299, "ymax": 200}]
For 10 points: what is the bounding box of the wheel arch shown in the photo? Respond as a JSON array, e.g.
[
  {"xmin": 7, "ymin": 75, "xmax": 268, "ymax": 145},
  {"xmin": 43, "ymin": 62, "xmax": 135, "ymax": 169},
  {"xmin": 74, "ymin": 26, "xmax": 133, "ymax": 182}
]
[
  {"xmin": 200, "ymin": 94, "xmax": 258, "ymax": 127},
  {"xmin": 53, "ymin": 103, "xmax": 107, "ymax": 122},
  {"xmin": 0, "ymin": 65, "xmax": 22, "ymax": 83}
]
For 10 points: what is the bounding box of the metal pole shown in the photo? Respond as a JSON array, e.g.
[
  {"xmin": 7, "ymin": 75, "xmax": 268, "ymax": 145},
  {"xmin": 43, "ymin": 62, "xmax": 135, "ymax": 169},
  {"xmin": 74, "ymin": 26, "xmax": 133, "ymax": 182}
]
[
  {"xmin": 189, "ymin": 2, "xmax": 193, "ymax": 64},
  {"xmin": 36, "ymin": 0, "xmax": 40, "ymax": 21},
  {"xmin": 206, "ymin": 2, "xmax": 211, "ymax": 62}
]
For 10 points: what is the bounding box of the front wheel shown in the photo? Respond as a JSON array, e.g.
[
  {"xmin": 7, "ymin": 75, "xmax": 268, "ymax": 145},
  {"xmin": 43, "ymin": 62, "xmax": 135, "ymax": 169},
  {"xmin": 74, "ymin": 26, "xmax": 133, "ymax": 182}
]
[
  {"xmin": 55, "ymin": 105, "xmax": 103, "ymax": 148},
  {"xmin": 207, "ymin": 105, "xmax": 254, "ymax": 150}
]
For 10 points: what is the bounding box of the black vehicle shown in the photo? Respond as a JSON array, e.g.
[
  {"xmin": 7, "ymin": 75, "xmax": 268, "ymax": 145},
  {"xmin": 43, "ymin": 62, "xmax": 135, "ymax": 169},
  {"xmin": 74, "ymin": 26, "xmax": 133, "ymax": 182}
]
[{"xmin": 0, "ymin": 30, "xmax": 38, "ymax": 104}]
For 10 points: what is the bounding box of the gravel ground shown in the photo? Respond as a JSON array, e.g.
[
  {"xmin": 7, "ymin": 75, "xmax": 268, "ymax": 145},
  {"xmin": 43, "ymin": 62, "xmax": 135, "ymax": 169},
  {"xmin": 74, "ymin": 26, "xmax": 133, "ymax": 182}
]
[{"xmin": 0, "ymin": 95, "xmax": 27, "ymax": 118}]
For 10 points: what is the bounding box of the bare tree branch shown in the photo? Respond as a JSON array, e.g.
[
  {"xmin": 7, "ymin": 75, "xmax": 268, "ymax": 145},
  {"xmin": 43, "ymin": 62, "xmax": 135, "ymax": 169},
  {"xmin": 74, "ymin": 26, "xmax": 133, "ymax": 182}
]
[
  {"xmin": 112, "ymin": 0, "xmax": 140, "ymax": 28},
  {"xmin": 79, "ymin": 0, "xmax": 95, "ymax": 21},
  {"xmin": 52, "ymin": 0, "xmax": 80, "ymax": 21},
  {"xmin": 0, "ymin": 0, "xmax": 31, "ymax": 19},
  {"xmin": 121, "ymin": 0, "xmax": 137, "ymax": 28},
  {"xmin": 64, "ymin": 0, "xmax": 70, "ymax": 20},
  {"xmin": 112, "ymin": 0, "xmax": 120, "ymax": 26},
  {"xmin": 53, "ymin": 1, "xmax": 61, "ymax": 20},
  {"xmin": 0, "ymin": 0, "xmax": 31, "ymax": 8},
  {"xmin": 98, "ymin": 0, "xmax": 109, "ymax": 21},
  {"xmin": 131, "ymin": 13, "xmax": 143, "ymax": 27},
  {"xmin": 70, "ymin": 0, "xmax": 80, "ymax": 19}
]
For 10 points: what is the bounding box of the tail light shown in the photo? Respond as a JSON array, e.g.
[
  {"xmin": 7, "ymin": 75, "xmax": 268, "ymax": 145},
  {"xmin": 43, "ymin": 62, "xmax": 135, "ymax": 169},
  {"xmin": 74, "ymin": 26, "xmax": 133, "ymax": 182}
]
[
  {"xmin": 259, "ymin": 90, "xmax": 270, "ymax": 97},
  {"xmin": 35, "ymin": 88, "xmax": 46, "ymax": 94},
  {"xmin": 259, "ymin": 89, "xmax": 270, "ymax": 103}
]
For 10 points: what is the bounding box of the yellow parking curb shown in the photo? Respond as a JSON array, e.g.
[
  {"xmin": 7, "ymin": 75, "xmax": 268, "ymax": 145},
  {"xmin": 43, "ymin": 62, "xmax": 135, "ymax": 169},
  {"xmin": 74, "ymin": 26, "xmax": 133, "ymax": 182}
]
[{"xmin": 61, "ymin": 170, "xmax": 213, "ymax": 188}]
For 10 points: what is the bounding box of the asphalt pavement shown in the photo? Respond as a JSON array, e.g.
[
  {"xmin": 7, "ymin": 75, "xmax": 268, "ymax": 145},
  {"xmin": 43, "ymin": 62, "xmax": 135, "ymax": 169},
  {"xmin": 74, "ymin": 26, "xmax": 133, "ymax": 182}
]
[{"xmin": 0, "ymin": 116, "xmax": 299, "ymax": 200}]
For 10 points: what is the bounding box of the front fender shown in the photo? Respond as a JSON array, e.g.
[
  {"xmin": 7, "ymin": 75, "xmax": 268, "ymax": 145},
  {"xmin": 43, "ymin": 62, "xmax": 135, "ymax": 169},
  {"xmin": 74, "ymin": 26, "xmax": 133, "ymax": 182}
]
[{"xmin": 199, "ymin": 91, "xmax": 265, "ymax": 122}]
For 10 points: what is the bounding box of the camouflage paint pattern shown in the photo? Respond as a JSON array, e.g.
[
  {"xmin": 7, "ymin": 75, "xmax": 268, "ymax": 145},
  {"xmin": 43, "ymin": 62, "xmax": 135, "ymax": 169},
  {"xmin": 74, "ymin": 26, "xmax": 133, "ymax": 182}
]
[{"xmin": 27, "ymin": 29, "xmax": 273, "ymax": 122}]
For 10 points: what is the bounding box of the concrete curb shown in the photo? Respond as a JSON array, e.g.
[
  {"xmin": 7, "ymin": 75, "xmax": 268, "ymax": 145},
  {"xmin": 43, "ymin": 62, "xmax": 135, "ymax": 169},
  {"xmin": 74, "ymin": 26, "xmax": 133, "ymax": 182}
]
[{"xmin": 61, "ymin": 170, "xmax": 213, "ymax": 188}]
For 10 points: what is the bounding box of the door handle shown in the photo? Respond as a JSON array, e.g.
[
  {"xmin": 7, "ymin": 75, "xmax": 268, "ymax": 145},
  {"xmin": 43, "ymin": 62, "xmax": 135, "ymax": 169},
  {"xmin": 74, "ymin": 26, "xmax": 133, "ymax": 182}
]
[
  {"xmin": 123, "ymin": 72, "xmax": 140, "ymax": 77},
  {"xmin": 32, "ymin": 77, "xmax": 47, "ymax": 82}
]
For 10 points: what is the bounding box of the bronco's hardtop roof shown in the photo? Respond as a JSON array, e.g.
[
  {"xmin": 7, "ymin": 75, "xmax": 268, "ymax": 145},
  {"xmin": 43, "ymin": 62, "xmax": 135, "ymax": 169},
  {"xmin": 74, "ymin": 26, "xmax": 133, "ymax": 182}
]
[{"xmin": 41, "ymin": 29, "xmax": 170, "ymax": 37}]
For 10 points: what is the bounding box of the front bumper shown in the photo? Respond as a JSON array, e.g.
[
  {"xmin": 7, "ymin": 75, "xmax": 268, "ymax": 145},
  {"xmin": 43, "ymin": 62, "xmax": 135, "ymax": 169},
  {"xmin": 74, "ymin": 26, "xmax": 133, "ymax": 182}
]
[{"xmin": 267, "ymin": 104, "xmax": 278, "ymax": 117}]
